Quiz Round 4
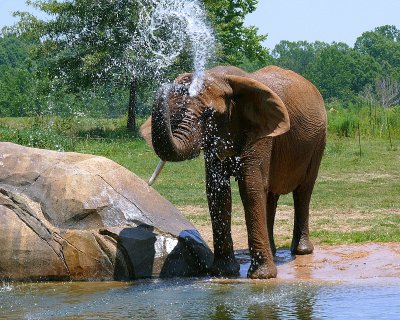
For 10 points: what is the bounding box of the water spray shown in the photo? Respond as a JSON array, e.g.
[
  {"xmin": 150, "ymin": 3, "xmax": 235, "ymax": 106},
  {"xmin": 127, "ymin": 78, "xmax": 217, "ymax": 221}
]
[
  {"xmin": 130, "ymin": 0, "xmax": 215, "ymax": 94},
  {"xmin": 131, "ymin": 0, "xmax": 215, "ymax": 185}
]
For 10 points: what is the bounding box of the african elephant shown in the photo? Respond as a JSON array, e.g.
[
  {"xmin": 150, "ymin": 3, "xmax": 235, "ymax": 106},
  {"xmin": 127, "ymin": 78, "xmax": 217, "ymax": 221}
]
[{"xmin": 140, "ymin": 66, "xmax": 326, "ymax": 279}]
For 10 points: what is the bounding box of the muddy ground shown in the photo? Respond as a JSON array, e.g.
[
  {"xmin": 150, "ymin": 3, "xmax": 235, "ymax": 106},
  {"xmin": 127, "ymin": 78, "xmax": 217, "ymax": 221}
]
[
  {"xmin": 181, "ymin": 206, "xmax": 400, "ymax": 282},
  {"xmin": 213, "ymin": 243, "xmax": 400, "ymax": 283},
  {"xmin": 271, "ymin": 243, "xmax": 400, "ymax": 281}
]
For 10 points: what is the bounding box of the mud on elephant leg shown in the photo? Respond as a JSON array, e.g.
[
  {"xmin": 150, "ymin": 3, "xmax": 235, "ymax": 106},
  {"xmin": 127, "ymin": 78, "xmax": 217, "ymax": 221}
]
[{"xmin": 205, "ymin": 154, "xmax": 240, "ymax": 277}]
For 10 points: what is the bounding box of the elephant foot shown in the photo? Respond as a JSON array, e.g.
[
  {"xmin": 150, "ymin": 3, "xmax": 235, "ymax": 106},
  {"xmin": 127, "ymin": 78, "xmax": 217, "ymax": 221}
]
[
  {"xmin": 210, "ymin": 257, "xmax": 240, "ymax": 277},
  {"xmin": 291, "ymin": 235, "xmax": 314, "ymax": 255},
  {"xmin": 247, "ymin": 260, "xmax": 277, "ymax": 279}
]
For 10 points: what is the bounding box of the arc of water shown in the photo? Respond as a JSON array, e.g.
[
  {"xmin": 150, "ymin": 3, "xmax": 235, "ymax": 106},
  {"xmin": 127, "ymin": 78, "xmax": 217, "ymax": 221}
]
[{"xmin": 130, "ymin": 0, "xmax": 215, "ymax": 94}]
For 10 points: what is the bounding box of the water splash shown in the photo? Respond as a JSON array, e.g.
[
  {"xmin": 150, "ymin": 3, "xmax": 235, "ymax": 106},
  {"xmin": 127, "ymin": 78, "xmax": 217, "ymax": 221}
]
[
  {"xmin": 0, "ymin": 282, "xmax": 13, "ymax": 292},
  {"xmin": 129, "ymin": 0, "xmax": 215, "ymax": 95}
]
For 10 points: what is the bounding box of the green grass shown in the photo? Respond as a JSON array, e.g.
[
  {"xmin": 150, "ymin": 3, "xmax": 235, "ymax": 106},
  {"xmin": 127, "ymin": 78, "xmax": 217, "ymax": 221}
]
[{"xmin": 1, "ymin": 115, "xmax": 399, "ymax": 245}]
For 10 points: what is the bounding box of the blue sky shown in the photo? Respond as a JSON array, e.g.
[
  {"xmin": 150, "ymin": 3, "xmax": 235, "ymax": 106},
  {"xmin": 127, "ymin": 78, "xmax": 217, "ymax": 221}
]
[
  {"xmin": 246, "ymin": 0, "xmax": 400, "ymax": 49},
  {"xmin": 0, "ymin": 0, "xmax": 47, "ymax": 26},
  {"xmin": 1, "ymin": 0, "xmax": 399, "ymax": 49}
]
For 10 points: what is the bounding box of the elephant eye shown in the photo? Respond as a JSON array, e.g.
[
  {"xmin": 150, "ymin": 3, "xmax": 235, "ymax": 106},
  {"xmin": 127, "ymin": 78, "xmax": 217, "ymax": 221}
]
[{"xmin": 224, "ymin": 97, "xmax": 233, "ymax": 120}]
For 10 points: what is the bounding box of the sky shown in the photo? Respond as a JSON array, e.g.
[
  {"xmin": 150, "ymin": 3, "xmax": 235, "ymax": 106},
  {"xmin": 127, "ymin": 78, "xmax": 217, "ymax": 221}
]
[
  {"xmin": 0, "ymin": 0, "xmax": 399, "ymax": 49},
  {"xmin": 245, "ymin": 0, "xmax": 400, "ymax": 49},
  {"xmin": 0, "ymin": 0, "xmax": 47, "ymax": 26}
]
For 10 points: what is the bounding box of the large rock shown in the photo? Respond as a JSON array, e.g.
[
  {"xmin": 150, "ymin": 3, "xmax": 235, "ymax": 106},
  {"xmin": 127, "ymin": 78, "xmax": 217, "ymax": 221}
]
[{"xmin": 0, "ymin": 142, "xmax": 213, "ymax": 281}]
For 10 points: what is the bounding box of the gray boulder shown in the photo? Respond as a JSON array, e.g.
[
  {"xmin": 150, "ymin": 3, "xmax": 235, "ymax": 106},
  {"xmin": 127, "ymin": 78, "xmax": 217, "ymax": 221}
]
[{"xmin": 0, "ymin": 142, "xmax": 212, "ymax": 281}]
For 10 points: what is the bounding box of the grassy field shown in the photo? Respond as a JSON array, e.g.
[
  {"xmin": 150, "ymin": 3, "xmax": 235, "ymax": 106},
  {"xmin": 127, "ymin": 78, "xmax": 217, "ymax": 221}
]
[{"xmin": 1, "ymin": 115, "xmax": 399, "ymax": 248}]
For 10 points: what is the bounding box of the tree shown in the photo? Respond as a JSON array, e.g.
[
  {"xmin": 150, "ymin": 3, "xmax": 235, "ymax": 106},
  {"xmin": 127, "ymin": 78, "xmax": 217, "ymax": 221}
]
[
  {"xmin": 375, "ymin": 77, "xmax": 400, "ymax": 108},
  {"xmin": 203, "ymin": 0, "xmax": 272, "ymax": 70},
  {"xmin": 16, "ymin": 0, "xmax": 271, "ymax": 126},
  {"xmin": 354, "ymin": 25, "xmax": 400, "ymax": 82},
  {"xmin": 306, "ymin": 43, "xmax": 356, "ymax": 101},
  {"xmin": 272, "ymin": 40, "xmax": 328, "ymax": 75},
  {"xmin": 348, "ymin": 49, "xmax": 382, "ymax": 95},
  {"xmin": 16, "ymin": 0, "xmax": 141, "ymax": 130},
  {"xmin": 0, "ymin": 33, "xmax": 39, "ymax": 117},
  {"xmin": 301, "ymin": 41, "xmax": 382, "ymax": 103}
]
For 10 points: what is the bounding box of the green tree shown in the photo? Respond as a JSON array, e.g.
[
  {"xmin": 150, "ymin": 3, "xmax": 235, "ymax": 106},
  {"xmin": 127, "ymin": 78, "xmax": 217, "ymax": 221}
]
[
  {"xmin": 0, "ymin": 33, "xmax": 39, "ymax": 117},
  {"xmin": 305, "ymin": 42, "xmax": 380, "ymax": 102},
  {"xmin": 349, "ymin": 49, "xmax": 382, "ymax": 95},
  {"xmin": 354, "ymin": 25, "xmax": 400, "ymax": 81},
  {"xmin": 272, "ymin": 40, "xmax": 328, "ymax": 75},
  {"xmin": 16, "ymin": 0, "xmax": 141, "ymax": 130},
  {"xmin": 16, "ymin": 0, "xmax": 271, "ymax": 125},
  {"xmin": 306, "ymin": 43, "xmax": 355, "ymax": 101},
  {"xmin": 203, "ymin": 0, "xmax": 272, "ymax": 70}
]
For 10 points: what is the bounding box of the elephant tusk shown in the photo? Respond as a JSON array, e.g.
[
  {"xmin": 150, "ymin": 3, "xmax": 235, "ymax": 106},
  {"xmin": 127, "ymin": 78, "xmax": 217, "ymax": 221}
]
[{"xmin": 148, "ymin": 160, "xmax": 166, "ymax": 186}]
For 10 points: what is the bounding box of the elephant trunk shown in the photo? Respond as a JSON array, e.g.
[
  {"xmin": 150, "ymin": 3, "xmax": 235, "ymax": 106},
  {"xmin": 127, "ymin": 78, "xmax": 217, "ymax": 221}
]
[{"xmin": 151, "ymin": 85, "xmax": 203, "ymax": 162}]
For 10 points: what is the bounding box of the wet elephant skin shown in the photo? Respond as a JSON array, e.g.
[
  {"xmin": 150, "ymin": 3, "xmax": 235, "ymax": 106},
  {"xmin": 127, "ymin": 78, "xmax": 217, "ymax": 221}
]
[{"xmin": 140, "ymin": 65, "xmax": 327, "ymax": 279}]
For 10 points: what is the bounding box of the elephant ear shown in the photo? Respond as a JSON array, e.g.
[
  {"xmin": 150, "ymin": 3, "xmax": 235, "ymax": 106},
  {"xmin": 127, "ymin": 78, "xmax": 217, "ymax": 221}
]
[
  {"xmin": 225, "ymin": 75, "xmax": 290, "ymax": 138},
  {"xmin": 139, "ymin": 116, "xmax": 153, "ymax": 149}
]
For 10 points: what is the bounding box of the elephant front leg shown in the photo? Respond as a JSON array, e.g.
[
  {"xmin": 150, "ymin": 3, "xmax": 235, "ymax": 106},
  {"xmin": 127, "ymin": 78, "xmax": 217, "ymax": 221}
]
[
  {"xmin": 238, "ymin": 143, "xmax": 277, "ymax": 279},
  {"xmin": 205, "ymin": 154, "xmax": 240, "ymax": 277},
  {"xmin": 267, "ymin": 192, "xmax": 280, "ymax": 256},
  {"xmin": 239, "ymin": 179, "xmax": 277, "ymax": 279}
]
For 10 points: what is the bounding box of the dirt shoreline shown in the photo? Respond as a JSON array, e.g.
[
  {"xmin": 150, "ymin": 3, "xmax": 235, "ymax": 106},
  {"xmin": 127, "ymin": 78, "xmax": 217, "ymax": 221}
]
[
  {"xmin": 183, "ymin": 206, "xmax": 400, "ymax": 282},
  {"xmin": 215, "ymin": 243, "xmax": 400, "ymax": 283},
  {"xmin": 195, "ymin": 225, "xmax": 400, "ymax": 282},
  {"xmin": 273, "ymin": 243, "xmax": 400, "ymax": 282}
]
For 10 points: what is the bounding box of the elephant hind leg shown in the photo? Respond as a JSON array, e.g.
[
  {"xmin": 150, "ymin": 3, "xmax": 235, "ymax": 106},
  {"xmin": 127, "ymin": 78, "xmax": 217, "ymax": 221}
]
[
  {"xmin": 266, "ymin": 192, "xmax": 280, "ymax": 256},
  {"xmin": 291, "ymin": 143, "xmax": 324, "ymax": 255},
  {"xmin": 291, "ymin": 185, "xmax": 314, "ymax": 255}
]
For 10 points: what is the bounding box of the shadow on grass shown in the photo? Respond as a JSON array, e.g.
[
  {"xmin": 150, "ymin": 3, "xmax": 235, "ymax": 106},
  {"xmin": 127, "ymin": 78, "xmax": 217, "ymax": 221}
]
[{"xmin": 76, "ymin": 126, "xmax": 137, "ymax": 140}]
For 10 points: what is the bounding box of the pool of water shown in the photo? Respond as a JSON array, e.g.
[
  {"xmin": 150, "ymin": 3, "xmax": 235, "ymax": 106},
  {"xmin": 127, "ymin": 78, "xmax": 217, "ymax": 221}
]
[{"xmin": 1, "ymin": 277, "xmax": 399, "ymax": 320}]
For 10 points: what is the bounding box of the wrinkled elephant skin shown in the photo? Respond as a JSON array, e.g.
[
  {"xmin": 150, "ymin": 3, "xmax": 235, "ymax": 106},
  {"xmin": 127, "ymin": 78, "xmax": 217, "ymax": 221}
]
[{"xmin": 141, "ymin": 66, "xmax": 327, "ymax": 279}]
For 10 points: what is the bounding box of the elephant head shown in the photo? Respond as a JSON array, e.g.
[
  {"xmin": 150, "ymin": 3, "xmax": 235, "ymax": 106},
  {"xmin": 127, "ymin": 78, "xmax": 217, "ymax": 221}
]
[{"xmin": 141, "ymin": 68, "xmax": 290, "ymax": 173}]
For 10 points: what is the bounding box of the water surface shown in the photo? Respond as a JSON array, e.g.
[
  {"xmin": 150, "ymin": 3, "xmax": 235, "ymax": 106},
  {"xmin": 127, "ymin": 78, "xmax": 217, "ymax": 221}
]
[
  {"xmin": 1, "ymin": 277, "xmax": 399, "ymax": 319},
  {"xmin": 2, "ymin": 246, "xmax": 400, "ymax": 319}
]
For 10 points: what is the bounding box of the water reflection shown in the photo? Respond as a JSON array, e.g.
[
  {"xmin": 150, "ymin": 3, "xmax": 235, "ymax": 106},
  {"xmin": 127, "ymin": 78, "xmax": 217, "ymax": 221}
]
[
  {"xmin": 1, "ymin": 278, "xmax": 399, "ymax": 319},
  {"xmin": 206, "ymin": 281, "xmax": 319, "ymax": 320}
]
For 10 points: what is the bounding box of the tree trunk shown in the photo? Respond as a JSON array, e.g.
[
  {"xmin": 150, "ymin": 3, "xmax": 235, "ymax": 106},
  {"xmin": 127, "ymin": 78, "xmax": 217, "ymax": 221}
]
[{"xmin": 127, "ymin": 77, "xmax": 137, "ymax": 132}]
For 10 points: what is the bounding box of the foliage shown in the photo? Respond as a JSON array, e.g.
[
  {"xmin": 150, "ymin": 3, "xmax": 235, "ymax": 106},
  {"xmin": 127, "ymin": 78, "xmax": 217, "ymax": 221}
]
[
  {"xmin": 272, "ymin": 40, "xmax": 328, "ymax": 75},
  {"xmin": 305, "ymin": 42, "xmax": 382, "ymax": 102},
  {"xmin": 327, "ymin": 103, "xmax": 400, "ymax": 140},
  {"xmin": 17, "ymin": 0, "xmax": 271, "ymax": 83},
  {"xmin": 0, "ymin": 120, "xmax": 76, "ymax": 151},
  {"xmin": 273, "ymin": 25, "xmax": 400, "ymax": 105},
  {"xmin": 7, "ymin": 0, "xmax": 270, "ymax": 119},
  {"xmin": 354, "ymin": 25, "xmax": 400, "ymax": 82},
  {"xmin": 203, "ymin": 0, "xmax": 272, "ymax": 70},
  {"xmin": 0, "ymin": 34, "xmax": 39, "ymax": 117},
  {"xmin": 1, "ymin": 1, "xmax": 399, "ymax": 118},
  {"xmin": 16, "ymin": 0, "xmax": 140, "ymax": 90}
]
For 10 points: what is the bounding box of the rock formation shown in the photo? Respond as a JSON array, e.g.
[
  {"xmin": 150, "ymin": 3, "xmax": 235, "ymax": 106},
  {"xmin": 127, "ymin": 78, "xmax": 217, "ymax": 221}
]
[{"xmin": 0, "ymin": 142, "xmax": 213, "ymax": 281}]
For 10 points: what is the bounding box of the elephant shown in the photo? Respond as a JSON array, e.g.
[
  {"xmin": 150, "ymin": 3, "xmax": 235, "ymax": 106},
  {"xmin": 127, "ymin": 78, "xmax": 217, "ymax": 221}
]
[{"xmin": 140, "ymin": 65, "xmax": 327, "ymax": 279}]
